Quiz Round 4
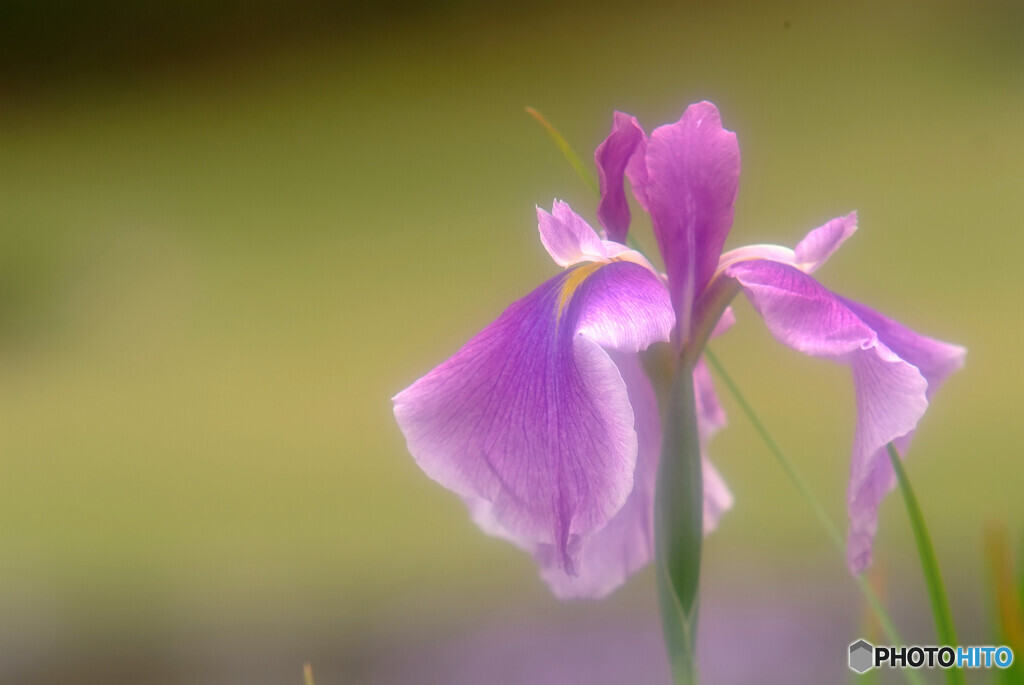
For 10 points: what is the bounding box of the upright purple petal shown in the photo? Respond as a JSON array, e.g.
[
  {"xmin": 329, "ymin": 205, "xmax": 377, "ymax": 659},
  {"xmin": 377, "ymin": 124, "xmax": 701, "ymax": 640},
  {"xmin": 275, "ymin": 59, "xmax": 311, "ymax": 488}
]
[
  {"xmin": 394, "ymin": 261, "xmax": 673, "ymax": 576},
  {"xmin": 794, "ymin": 212, "xmax": 859, "ymax": 273},
  {"xmin": 538, "ymin": 201, "xmax": 607, "ymax": 267},
  {"xmin": 595, "ymin": 112, "xmax": 645, "ymax": 243},
  {"xmin": 537, "ymin": 201, "xmax": 659, "ymax": 274},
  {"xmin": 624, "ymin": 131, "xmax": 650, "ymax": 212},
  {"xmin": 717, "ymin": 213, "xmax": 858, "ymax": 276},
  {"xmin": 725, "ymin": 260, "xmax": 963, "ymax": 574},
  {"xmin": 632, "ymin": 102, "xmax": 741, "ymax": 342}
]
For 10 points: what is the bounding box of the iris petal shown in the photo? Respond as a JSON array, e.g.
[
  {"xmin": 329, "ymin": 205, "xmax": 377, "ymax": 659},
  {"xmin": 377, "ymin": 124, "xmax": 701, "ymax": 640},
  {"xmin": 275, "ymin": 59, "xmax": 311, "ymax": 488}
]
[
  {"xmin": 595, "ymin": 112, "xmax": 645, "ymax": 243},
  {"xmin": 538, "ymin": 353, "xmax": 660, "ymax": 598},
  {"xmin": 630, "ymin": 101, "xmax": 741, "ymax": 342},
  {"xmin": 794, "ymin": 212, "xmax": 859, "ymax": 273},
  {"xmin": 538, "ymin": 201, "xmax": 658, "ymax": 274},
  {"xmin": 538, "ymin": 201, "xmax": 609, "ymax": 268},
  {"xmin": 394, "ymin": 258, "xmax": 673, "ymax": 577},
  {"xmin": 726, "ymin": 259, "xmax": 963, "ymax": 573},
  {"xmin": 539, "ymin": 354, "xmax": 732, "ymax": 598}
]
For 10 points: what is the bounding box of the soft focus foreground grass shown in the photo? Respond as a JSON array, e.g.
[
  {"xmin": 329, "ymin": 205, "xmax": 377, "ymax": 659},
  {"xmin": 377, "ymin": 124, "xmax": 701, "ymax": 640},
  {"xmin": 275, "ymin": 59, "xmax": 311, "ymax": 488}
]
[{"xmin": 0, "ymin": 0, "xmax": 1022, "ymax": 668}]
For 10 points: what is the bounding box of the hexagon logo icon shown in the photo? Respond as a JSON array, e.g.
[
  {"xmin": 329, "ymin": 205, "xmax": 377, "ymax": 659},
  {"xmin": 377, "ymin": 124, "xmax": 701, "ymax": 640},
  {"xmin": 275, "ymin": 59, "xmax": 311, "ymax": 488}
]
[{"xmin": 849, "ymin": 639, "xmax": 874, "ymax": 673}]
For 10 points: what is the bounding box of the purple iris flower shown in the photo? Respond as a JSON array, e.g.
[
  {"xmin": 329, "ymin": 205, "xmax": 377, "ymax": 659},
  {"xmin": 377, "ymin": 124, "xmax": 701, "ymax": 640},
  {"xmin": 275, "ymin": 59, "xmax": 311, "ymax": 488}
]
[{"xmin": 394, "ymin": 101, "xmax": 964, "ymax": 598}]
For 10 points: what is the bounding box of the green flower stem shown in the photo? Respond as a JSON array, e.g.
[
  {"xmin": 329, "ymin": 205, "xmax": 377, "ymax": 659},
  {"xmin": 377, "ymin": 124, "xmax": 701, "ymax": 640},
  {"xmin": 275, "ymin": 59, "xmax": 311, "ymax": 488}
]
[
  {"xmin": 655, "ymin": 359, "xmax": 705, "ymax": 685},
  {"xmin": 887, "ymin": 444, "xmax": 965, "ymax": 685},
  {"xmin": 703, "ymin": 348, "xmax": 926, "ymax": 685}
]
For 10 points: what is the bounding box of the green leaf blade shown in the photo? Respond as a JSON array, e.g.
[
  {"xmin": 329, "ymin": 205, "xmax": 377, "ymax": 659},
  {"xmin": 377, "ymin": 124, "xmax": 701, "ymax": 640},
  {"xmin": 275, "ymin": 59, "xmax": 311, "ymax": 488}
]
[{"xmin": 887, "ymin": 444, "xmax": 965, "ymax": 685}]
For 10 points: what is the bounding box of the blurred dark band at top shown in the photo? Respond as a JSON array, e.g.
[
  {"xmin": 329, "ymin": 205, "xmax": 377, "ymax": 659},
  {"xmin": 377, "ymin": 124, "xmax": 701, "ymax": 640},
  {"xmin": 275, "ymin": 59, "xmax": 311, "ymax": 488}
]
[{"xmin": 0, "ymin": 0, "xmax": 617, "ymax": 93}]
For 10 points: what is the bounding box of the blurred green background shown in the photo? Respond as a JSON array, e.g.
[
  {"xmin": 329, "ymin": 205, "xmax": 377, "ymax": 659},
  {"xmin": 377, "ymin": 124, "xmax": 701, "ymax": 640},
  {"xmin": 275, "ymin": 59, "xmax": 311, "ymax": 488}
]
[{"xmin": 1, "ymin": 0, "xmax": 1022, "ymax": 682}]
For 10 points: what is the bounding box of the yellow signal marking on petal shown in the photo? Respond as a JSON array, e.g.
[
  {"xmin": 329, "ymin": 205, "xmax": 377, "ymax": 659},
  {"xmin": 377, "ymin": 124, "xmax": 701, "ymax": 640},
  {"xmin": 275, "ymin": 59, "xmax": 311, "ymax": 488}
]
[{"xmin": 556, "ymin": 262, "xmax": 604, "ymax": 321}]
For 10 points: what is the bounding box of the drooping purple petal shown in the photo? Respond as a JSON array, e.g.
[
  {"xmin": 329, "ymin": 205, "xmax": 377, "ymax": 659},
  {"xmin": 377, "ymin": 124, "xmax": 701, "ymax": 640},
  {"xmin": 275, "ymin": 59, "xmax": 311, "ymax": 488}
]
[
  {"xmin": 539, "ymin": 353, "xmax": 659, "ymax": 598},
  {"xmin": 539, "ymin": 353, "xmax": 731, "ymax": 598},
  {"xmin": 840, "ymin": 297, "xmax": 966, "ymax": 398},
  {"xmin": 694, "ymin": 359, "xmax": 726, "ymax": 443},
  {"xmin": 710, "ymin": 306, "xmax": 736, "ymax": 339},
  {"xmin": 695, "ymin": 359, "xmax": 734, "ymax": 533},
  {"xmin": 575, "ymin": 264, "xmax": 678, "ymax": 353},
  {"xmin": 838, "ymin": 299, "xmax": 966, "ymax": 570},
  {"xmin": 725, "ymin": 259, "xmax": 962, "ymax": 574},
  {"xmin": 702, "ymin": 458, "xmax": 733, "ymax": 535},
  {"xmin": 393, "ymin": 260, "xmax": 673, "ymax": 575},
  {"xmin": 631, "ymin": 101, "xmax": 740, "ymax": 342},
  {"xmin": 595, "ymin": 112, "xmax": 645, "ymax": 244}
]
